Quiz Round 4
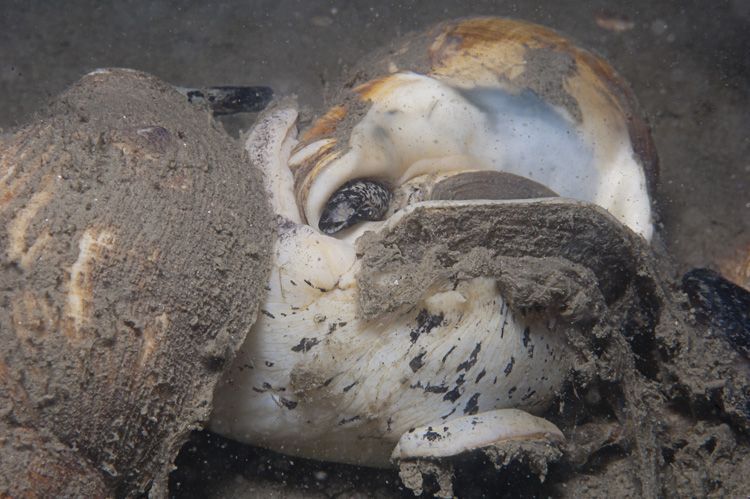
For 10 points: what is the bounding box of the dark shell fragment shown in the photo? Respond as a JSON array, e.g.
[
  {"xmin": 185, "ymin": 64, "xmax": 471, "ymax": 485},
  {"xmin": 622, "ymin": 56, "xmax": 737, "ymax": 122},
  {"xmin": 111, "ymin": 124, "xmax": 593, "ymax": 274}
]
[{"xmin": 682, "ymin": 268, "xmax": 750, "ymax": 359}]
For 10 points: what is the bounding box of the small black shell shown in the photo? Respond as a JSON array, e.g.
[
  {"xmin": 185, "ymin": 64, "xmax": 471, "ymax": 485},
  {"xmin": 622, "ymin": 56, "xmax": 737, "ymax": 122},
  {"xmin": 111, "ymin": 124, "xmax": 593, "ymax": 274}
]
[
  {"xmin": 682, "ymin": 268, "xmax": 750, "ymax": 359},
  {"xmin": 318, "ymin": 179, "xmax": 391, "ymax": 235}
]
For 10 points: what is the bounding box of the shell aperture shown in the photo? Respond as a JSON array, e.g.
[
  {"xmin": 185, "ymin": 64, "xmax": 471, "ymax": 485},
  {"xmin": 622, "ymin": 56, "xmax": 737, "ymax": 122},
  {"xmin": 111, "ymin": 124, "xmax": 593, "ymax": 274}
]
[{"xmin": 318, "ymin": 178, "xmax": 392, "ymax": 234}]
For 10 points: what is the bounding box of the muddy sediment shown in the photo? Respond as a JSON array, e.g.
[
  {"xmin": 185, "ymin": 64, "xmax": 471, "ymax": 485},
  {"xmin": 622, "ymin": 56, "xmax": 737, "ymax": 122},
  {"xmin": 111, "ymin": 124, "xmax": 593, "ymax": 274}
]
[{"xmin": 355, "ymin": 198, "xmax": 749, "ymax": 497}]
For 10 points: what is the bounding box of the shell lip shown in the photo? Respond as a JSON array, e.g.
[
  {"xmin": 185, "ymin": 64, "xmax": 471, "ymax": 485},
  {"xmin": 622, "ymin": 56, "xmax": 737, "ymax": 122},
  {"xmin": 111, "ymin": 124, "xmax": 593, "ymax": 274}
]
[
  {"xmin": 323, "ymin": 193, "xmax": 577, "ymax": 245},
  {"xmin": 388, "ymin": 409, "xmax": 565, "ymax": 462},
  {"xmin": 325, "ymin": 189, "xmax": 651, "ymax": 247},
  {"xmin": 317, "ymin": 167, "xmax": 560, "ymax": 234}
]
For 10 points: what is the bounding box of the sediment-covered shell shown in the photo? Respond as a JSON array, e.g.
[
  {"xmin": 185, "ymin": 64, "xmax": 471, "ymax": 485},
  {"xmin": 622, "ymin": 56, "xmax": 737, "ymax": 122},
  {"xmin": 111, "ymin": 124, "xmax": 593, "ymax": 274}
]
[{"xmin": 0, "ymin": 69, "xmax": 273, "ymax": 496}]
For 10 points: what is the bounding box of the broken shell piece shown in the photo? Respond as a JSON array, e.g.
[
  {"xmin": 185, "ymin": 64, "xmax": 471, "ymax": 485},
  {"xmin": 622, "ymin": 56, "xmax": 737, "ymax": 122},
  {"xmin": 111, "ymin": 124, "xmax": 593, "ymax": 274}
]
[
  {"xmin": 594, "ymin": 11, "xmax": 636, "ymax": 33},
  {"xmin": 391, "ymin": 408, "xmax": 564, "ymax": 461}
]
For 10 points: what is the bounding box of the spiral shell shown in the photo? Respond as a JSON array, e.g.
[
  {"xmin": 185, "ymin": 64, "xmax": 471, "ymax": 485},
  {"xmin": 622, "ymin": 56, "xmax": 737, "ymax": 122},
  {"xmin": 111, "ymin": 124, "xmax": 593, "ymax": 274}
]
[
  {"xmin": 210, "ymin": 17, "xmax": 661, "ymax": 469},
  {"xmin": 291, "ymin": 17, "xmax": 657, "ymax": 240}
]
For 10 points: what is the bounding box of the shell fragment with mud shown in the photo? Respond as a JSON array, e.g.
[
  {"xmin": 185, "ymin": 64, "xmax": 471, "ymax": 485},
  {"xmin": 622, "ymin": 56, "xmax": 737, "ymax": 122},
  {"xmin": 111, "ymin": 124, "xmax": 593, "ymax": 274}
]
[{"xmin": 209, "ymin": 16, "xmax": 658, "ymax": 472}]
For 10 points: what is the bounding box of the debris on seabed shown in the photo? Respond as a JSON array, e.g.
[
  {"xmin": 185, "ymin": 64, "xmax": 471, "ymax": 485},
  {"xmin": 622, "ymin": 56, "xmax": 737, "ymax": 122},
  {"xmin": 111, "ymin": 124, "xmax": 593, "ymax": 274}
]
[{"xmin": 594, "ymin": 10, "xmax": 635, "ymax": 32}]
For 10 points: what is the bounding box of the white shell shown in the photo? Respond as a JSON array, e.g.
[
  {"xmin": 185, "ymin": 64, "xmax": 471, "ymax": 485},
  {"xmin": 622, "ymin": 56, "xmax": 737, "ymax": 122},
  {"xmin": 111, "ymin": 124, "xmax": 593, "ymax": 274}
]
[
  {"xmin": 211, "ymin": 17, "xmax": 657, "ymax": 468},
  {"xmin": 211, "ymin": 107, "xmax": 571, "ymax": 467}
]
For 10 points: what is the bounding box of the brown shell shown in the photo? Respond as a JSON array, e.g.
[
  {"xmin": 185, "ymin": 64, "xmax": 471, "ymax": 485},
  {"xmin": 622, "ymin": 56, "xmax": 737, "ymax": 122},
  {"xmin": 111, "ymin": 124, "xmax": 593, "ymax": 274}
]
[
  {"xmin": 293, "ymin": 17, "xmax": 658, "ymax": 224},
  {"xmin": 0, "ymin": 69, "xmax": 273, "ymax": 496}
]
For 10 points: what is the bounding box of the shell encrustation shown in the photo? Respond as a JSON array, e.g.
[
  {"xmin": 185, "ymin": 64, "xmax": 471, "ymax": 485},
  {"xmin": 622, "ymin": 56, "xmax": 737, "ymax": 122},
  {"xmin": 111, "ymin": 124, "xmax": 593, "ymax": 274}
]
[{"xmin": 210, "ymin": 17, "xmax": 658, "ymax": 468}]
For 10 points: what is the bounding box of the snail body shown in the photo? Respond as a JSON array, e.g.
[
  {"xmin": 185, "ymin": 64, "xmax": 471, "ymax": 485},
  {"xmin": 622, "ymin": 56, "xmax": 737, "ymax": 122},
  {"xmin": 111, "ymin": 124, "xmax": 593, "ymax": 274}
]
[
  {"xmin": 210, "ymin": 17, "xmax": 657, "ymax": 467},
  {"xmin": 4, "ymin": 17, "xmax": 748, "ymax": 499}
]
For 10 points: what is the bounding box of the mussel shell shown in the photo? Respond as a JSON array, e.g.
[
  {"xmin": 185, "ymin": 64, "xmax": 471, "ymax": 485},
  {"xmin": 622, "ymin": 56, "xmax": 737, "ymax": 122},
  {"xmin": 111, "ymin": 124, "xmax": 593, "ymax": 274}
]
[
  {"xmin": 0, "ymin": 69, "xmax": 273, "ymax": 495},
  {"xmin": 683, "ymin": 268, "xmax": 750, "ymax": 359}
]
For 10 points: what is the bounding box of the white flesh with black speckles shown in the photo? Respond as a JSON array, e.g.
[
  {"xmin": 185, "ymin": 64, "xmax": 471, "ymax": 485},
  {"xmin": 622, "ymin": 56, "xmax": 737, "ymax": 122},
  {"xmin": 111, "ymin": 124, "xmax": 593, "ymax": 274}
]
[{"xmin": 210, "ymin": 108, "xmax": 572, "ymax": 467}]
